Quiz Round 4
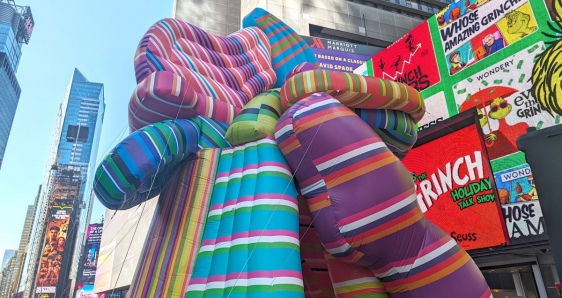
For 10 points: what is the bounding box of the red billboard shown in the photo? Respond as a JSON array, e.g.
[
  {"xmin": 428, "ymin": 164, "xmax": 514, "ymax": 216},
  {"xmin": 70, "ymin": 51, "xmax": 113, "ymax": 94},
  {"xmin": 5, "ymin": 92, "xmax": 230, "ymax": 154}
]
[
  {"xmin": 401, "ymin": 110, "xmax": 509, "ymax": 250},
  {"xmin": 369, "ymin": 21, "xmax": 440, "ymax": 91}
]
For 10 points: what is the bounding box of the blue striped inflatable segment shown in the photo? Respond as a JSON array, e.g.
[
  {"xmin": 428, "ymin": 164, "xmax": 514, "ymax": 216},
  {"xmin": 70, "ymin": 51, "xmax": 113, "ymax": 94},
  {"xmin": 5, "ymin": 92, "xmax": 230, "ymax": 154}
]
[
  {"xmin": 93, "ymin": 116, "xmax": 230, "ymax": 210},
  {"xmin": 186, "ymin": 137, "xmax": 303, "ymax": 298}
]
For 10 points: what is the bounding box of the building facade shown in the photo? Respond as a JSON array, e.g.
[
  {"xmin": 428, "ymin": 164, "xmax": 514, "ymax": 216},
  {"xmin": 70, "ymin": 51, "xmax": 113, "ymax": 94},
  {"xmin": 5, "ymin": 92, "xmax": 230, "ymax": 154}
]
[
  {"xmin": 173, "ymin": 0, "xmax": 448, "ymax": 48},
  {"xmin": 20, "ymin": 69, "xmax": 104, "ymax": 298},
  {"xmin": 0, "ymin": 1, "xmax": 33, "ymax": 170},
  {"xmin": 1, "ymin": 250, "xmax": 16, "ymax": 269}
]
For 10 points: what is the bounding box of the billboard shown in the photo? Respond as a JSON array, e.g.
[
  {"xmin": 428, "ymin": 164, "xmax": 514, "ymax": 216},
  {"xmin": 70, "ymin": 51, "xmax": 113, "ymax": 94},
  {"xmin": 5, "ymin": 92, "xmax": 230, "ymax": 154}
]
[
  {"xmin": 75, "ymin": 284, "xmax": 98, "ymax": 298},
  {"xmin": 302, "ymin": 36, "xmax": 381, "ymax": 73},
  {"xmin": 35, "ymin": 175, "xmax": 81, "ymax": 295},
  {"xmin": 35, "ymin": 205, "xmax": 73, "ymax": 294},
  {"xmin": 494, "ymin": 164, "xmax": 547, "ymax": 243},
  {"xmin": 402, "ymin": 111, "xmax": 508, "ymax": 250},
  {"xmin": 363, "ymin": 21, "xmax": 441, "ymax": 91},
  {"xmin": 78, "ymin": 224, "xmax": 103, "ymax": 284},
  {"xmin": 358, "ymin": 0, "xmax": 561, "ymax": 244}
]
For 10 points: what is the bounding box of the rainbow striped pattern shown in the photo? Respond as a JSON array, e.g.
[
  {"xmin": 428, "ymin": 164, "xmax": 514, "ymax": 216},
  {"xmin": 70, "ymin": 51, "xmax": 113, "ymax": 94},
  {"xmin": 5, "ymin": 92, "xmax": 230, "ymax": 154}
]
[
  {"xmin": 186, "ymin": 137, "xmax": 303, "ymax": 298},
  {"xmin": 280, "ymin": 70, "xmax": 425, "ymax": 123},
  {"xmin": 130, "ymin": 17, "xmax": 277, "ymax": 131},
  {"xmin": 130, "ymin": 149, "xmax": 220, "ymax": 297},
  {"xmin": 243, "ymin": 8, "xmax": 318, "ymax": 88},
  {"xmin": 275, "ymin": 92, "xmax": 491, "ymax": 297},
  {"xmin": 225, "ymin": 89, "xmax": 283, "ymax": 145},
  {"xmin": 93, "ymin": 116, "xmax": 230, "ymax": 210}
]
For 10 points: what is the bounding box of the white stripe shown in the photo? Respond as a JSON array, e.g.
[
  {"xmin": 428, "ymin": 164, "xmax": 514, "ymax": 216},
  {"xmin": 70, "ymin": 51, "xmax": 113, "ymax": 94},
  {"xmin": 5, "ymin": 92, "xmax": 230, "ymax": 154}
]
[
  {"xmin": 333, "ymin": 277, "xmax": 380, "ymax": 288},
  {"xmin": 339, "ymin": 193, "xmax": 417, "ymax": 233},
  {"xmin": 293, "ymin": 97, "xmax": 339, "ymax": 118},
  {"xmin": 377, "ymin": 239, "xmax": 458, "ymax": 278},
  {"xmin": 325, "ymin": 242, "xmax": 351, "ymax": 255},
  {"xmin": 221, "ymin": 138, "xmax": 276, "ymax": 154},
  {"xmin": 215, "ymin": 166, "xmax": 291, "ymax": 183},
  {"xmin": 207, "ymin": 198, "xmax": 298, "ymax": 217},
  {"xmin": 274, "ymin": 123, "xmax": 293, "ymax": 139},
  {"xmin": 316, "ymin": 142, "xmax": 386, "ymax": 172},
  {"xmin": 187, "ymin": 277, "xmax": 303, "ymax": 291},
  {"xmin": 199, "ymin": 235, "xmax": 300, "ymax": 252},
  {"xmin": 300, "ymin": 179, "xmax": 326, "ymax": 195}
]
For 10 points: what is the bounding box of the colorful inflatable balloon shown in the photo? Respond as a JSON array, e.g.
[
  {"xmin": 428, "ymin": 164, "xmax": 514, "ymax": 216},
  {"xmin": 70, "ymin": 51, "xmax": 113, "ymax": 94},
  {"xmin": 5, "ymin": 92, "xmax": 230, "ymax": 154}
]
[{"xmin": 93, "ymin": 8, "xmax": 492, "ymax": 298}]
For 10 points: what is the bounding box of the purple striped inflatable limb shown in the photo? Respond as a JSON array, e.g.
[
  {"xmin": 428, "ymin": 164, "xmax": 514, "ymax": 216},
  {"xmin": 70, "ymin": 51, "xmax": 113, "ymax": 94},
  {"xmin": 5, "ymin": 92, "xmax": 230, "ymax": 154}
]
[
  {"xmin": 275, "ymin": 92, "xmax": 492, "ymax": 298},
  {"xmin": 129, "ymin": 71, "xmax": 242, "ymax": 132},
  {"xmin": 130, "ymin": 18, "xmax": 277, "ymax": 131}
]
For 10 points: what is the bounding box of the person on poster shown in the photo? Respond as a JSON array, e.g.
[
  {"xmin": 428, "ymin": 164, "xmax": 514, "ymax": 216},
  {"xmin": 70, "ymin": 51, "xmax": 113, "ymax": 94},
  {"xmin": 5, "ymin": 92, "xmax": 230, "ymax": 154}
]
[
  {"xmin": 48, "ymin": 226, "xmax": 59, "ymax": 245},
  {"xmin": 55, "ymin": 236, "xmax": 65, "ymax": 253},
  {"xmin": 482, "ymin": 33, "xmax": 505, "ymax": 58},
  {"xmin": 449, "ymin": 51, "xmax": 466, "ymax": 75}
]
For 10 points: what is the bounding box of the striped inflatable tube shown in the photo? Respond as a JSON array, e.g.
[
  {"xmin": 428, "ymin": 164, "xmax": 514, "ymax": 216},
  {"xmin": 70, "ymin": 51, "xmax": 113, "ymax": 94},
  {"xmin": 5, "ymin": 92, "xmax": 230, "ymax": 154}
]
[
  {"xmin": 243, "ymin": 8, "xmax": 318, "ymax": 88},
  {"xmin": 130, "ymin": 17, "xmax": 277, "ymax": 131},
  {"xmin": 186, "ymin": 137, "xmax": 303, "ymax": 298},
  {"xmin": 275, "ymin": 92, "xmax": 491, "ymax": 297},
  {"xmin": 93, "ymin": 116, "xmax": 230, "ymax": 210},
  {"xmin": 280, "ymin": 70, "xmax": 425, "ymax": 123},
  {"xmin": 130, "ymin": 149, "xmax": 220, "ymax": 297}
]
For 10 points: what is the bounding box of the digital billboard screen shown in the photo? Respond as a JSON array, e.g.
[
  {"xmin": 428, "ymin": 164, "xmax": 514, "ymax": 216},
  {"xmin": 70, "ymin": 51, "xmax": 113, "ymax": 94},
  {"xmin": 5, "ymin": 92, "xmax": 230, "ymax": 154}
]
[
  {"xmin": 35, "ymin": 175, "xmax": 81, "ymax": 295},
  {"xmin": 401, "ymin": 110, "xmax": 509, "ymax": 251},
  {"xmin": 78, "ymin": 224, "xmax": 103, "ymax": 284},
  {"xmin": 302, "ymin": 36, "xmax": 381, "ymax": 73}
]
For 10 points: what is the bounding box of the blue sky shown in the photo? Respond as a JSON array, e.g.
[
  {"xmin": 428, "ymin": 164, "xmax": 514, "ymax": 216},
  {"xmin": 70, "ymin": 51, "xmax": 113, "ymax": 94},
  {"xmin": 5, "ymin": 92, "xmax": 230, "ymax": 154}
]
[{"xmin": 0, "ymin": 0, "xmax": 172, "ymax": 259}]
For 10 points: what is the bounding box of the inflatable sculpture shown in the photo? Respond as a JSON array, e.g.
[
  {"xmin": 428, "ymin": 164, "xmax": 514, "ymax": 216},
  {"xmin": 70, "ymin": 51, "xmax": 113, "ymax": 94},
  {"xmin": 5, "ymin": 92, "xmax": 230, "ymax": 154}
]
[{"xmin": 94, "ymin": 9, "xmax": 492, "ymax": 298}]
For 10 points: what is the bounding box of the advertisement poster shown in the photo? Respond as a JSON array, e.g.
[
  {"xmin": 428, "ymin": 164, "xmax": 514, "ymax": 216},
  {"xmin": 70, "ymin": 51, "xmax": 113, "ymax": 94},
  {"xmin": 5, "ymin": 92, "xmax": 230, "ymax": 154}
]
[
  {"xmin": 35, "ymin": 176, "xmax": 80, "ymax": 294},
  {"xmin": 302, "ymin": 36, "xmax": 380, "ymax": 73},
  {"xmin": 35, "ymin": 205, "xmax": 73, "ymax": 293},
  {"xmin": 417, "ymin": 91, "xmax": 450, "ymax": 130},
  {"xmin": 75, "ymin": 284, "xmax": 98, "ymax": 298},
  {"xmin": 79, "ymin": 224, "xmax": 103, "ymax": 284},
  {"xmin": 437, "ymin": 0, "xmax": 538, "ymax": 74},
  {"xmin": 494, "ymin": 164, "xmax": 548, "ymax": 243},
  {"xmin": 454, "ymin": 42, "xmax": 559, "ymax": 161},
  {"xmin": 401, "ymin": 121, "xmax": 508, "ymax": 250},
  {"xmin": 357, "ymin": 0, "xmax": 562, "ymax": 245},
  {"xmin": 368, "ymin": 21, "xmax": 440, "ymax": 91}
]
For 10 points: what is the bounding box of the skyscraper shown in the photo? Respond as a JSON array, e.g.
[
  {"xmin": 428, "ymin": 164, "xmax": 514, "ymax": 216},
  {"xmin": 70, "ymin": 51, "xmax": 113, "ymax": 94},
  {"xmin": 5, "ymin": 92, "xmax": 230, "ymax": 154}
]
[
  {"xmin": 20, "ymin": 69, "xmax": 105, "ymax": 298},
  {"xmin": 1, "ymin": 250, "xmax": 16, "ymax": 269},
  {"xmin": 0, "ymin": 0, "xmax": 34, "ymax": 170}
]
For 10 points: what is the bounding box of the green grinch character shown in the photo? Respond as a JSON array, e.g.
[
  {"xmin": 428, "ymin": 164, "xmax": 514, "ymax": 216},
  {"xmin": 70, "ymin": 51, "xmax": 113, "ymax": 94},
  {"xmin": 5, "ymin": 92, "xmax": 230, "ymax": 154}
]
[
  {"xmin": 506, "ymin": 11, "xmax": 537, "ymax": 37},
  {"xmin": 531, "ymin": 0, "xmax": 562, "ymax": 115},
  {"xmin": 484, "ymin": 97, "xmax": 512, "ymax": 142}
]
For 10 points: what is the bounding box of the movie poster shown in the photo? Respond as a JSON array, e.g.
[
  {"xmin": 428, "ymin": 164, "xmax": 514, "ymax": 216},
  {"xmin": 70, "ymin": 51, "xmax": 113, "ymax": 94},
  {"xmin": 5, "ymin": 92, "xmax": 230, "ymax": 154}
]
[
  {"xmin": 35, "ymin": 205, "xmax": 73, "ymax": 294},
  {"xmin": 402, "ymin": 121, "xmax": 508, "ymax": 250},
  {"xmin": 79, "ymin": 224, "xmax": 103, "ymax": 284},
  {"xmin": 437, "ymin": 0, "xmax": 538, "ymax": 75},
  {"xmin": 365, "ymin": 21, "xmax": 440, "ymax": 91},
  {"xmin": 35, "ymin": 176, "xmax": 80, "ymax": 295},
  {"xmin": 453, "ymin": 42, "xmax": 559, "ymax": 161},
  {"xmin": 494, "ymin": 164, "xmax": 548, "ymax": 243}
]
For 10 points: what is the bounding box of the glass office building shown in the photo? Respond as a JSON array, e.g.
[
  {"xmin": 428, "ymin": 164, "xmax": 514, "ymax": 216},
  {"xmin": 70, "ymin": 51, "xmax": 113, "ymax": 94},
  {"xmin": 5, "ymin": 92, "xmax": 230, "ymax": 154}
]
[
  {"xmin": 20, "ymin": 69, "xmax": 104, "ymax": 298},
  {"xmin": 0, "ymin": 1, "xmax": 33, "ymax": 170}
]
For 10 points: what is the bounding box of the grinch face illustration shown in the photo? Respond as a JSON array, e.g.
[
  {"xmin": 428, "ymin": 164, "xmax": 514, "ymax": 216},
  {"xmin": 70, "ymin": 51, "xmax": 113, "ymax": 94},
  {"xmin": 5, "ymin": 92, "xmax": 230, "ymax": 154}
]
[
  {"xmin": 506, "ymin": 11, "xmax": 537, "ymax": 37},
  {"xmin": 488, "ymin": 97, "xmax": 512, "ymax": 119}
]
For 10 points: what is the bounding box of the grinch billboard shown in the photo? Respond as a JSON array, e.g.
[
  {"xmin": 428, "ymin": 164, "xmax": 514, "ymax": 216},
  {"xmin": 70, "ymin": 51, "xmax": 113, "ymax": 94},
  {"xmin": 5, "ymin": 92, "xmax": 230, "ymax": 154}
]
[{"xmin": 356, "ymin": 0, "xmax": 562, "ymax": 244}]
